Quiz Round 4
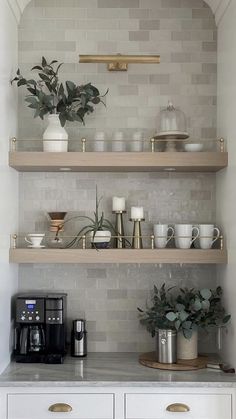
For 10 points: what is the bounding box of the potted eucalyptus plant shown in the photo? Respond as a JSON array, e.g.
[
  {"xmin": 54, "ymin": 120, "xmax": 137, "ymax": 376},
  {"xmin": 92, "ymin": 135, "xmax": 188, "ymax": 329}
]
[
  {"xmin": 11, "ymin": 56, "xmax": 108, "ymax": 152},
  {"xmin": 138, "ymin": 284, "xmax": 230, "ymax": 361}
]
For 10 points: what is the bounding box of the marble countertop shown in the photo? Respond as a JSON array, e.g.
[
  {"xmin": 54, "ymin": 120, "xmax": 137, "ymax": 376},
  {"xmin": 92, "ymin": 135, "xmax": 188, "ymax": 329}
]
[{"xmin": 0, "ymin": 353, "xmax": 236, "ymax": 388}]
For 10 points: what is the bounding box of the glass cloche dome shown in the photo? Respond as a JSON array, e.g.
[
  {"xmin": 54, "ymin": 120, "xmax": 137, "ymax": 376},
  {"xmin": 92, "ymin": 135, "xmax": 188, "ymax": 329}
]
[{"xmin": 155, "ymin": 101, "xmax": 189, "ymax": 139}]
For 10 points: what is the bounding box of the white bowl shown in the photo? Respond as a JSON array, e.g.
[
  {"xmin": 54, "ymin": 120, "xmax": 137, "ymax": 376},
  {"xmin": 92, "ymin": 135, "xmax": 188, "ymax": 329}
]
[{"xmin": 184, "ymin": 143, "xmax": 203, "ymax": 152}]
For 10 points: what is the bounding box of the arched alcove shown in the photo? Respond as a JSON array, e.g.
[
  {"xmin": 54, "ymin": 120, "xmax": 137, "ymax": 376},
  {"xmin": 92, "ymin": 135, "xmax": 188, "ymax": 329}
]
[
  {"xmin": 18, "ymin": 0, "xmax": 217, "ymax": 144},
  {"xmin": 12, "ymin": 0, "xmax": 232, "ymax": 25},
  {"xmin": 17, "ymin": 0, "xmax": 219, "ymax": 353}
]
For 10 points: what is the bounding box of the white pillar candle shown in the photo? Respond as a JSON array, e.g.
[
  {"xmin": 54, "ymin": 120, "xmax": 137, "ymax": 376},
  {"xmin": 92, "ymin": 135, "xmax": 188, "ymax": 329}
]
[
  {"xmin": 112, "ymin": 197, "xmax": 126, "ymax": 211},
  {"xmin": 131, "ymin": 206, "xmax": 144, "ymax": 219}
]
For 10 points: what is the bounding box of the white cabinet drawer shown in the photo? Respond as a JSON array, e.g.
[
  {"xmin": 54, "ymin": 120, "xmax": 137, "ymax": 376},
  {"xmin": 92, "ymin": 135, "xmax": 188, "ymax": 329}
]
[
  {"xmin": 125, "ymin": 393, "xmax": 231, "ymax": 419},
  {"xmin": 8, "ymin": 393, "xmax": 114, "ymax": 419}
]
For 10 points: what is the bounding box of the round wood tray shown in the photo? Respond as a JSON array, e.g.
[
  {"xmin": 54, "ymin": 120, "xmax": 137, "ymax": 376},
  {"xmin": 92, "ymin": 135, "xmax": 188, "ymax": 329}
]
[{"xmin": 139, "ymin": 352, "xmax": 208, "ymax": 371}]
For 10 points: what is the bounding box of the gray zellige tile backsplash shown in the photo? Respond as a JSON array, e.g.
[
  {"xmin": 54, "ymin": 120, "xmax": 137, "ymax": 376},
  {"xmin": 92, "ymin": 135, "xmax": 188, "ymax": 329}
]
[
  {"xmin": 18, "ymin": 0, "xmax": 217, "ymax": 352},
  {"xmin": 19, "ymin": 172, "xmax": 217, "ymax": 352}
]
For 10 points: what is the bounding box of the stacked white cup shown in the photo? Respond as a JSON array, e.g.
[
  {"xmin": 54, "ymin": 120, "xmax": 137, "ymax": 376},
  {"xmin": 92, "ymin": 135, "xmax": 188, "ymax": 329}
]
[
  {"xmin": 94, "ymin": 131, "xmax": 106, "ymax": 152},
  {"xmin": 112, "ymin": 131, "xmax": 125, "ymax": 152},
  {"xmin": 130, "ymin": 131, "xmax": 143, "ymax": 152}
]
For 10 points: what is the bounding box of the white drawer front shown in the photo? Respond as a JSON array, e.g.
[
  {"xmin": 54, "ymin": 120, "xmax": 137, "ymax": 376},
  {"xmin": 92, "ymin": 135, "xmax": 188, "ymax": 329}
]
[
  {"xmin": 125, "ymin": 393, "xmax": 231, "ymax": 419},
  {"xmin": 8, "ymin": 393, "xmax": 114, "ymax": 419}
]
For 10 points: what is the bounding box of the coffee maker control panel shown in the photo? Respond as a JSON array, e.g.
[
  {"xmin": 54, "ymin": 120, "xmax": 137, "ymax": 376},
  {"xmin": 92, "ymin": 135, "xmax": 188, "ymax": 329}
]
[
  {"xmin": 46, "ymin": 310, "xmax": 63, "ymax": 324},
  {"xmin": 16, "ymin": 298, "xmax": 45, "ymax": 323}
]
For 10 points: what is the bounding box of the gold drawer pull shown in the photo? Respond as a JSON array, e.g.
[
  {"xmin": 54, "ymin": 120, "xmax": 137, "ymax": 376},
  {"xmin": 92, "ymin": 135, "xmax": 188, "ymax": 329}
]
[
  {"xmin": 49, "ymin": 403, "xmax": 73, "ymax": 413},
  {"xmin": 166, "ymin": 403, "xmax": 190, "ymax": 413}
]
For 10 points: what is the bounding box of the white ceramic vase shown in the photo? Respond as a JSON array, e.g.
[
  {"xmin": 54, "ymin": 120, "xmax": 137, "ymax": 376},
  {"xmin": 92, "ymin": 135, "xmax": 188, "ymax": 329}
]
[
  {"xmin": 43, "ymin": 114, "xmax": 68, "ymax": 152},
  {"xmin": 177, "ymin": 330, "xmax": 198, "ymax": 360}
]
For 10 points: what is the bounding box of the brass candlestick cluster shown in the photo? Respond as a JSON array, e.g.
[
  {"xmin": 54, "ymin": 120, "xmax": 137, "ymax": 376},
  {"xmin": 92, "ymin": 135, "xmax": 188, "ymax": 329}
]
[
  {"xmin": 112, "ymin": 198, "xmax": 145, "ymax": 249},
  {"xmin": 112, "ymin": 211, "xmax": 145, "ymax": 250}
]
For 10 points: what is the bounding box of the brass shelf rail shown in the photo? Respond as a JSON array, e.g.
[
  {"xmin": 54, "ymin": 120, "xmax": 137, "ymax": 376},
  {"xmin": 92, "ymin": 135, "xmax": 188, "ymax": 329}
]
[
  {"xmin": 10, "ymin": 233, "xmax": 225, "ymax": 250},
  {"xmin": 10, "ymin": 137, "xmax": 226, "ymax": 153}
]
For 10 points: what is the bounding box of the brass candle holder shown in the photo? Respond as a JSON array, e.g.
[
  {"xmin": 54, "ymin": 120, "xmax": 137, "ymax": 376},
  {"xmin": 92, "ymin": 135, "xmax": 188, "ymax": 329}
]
[
  {"xmin": 130, "ymin": 218, "xmax": 145, "ymax": 249},
  {"xmin": 113, "ymin": 210, "xmax": 126, "ymax": 248}
]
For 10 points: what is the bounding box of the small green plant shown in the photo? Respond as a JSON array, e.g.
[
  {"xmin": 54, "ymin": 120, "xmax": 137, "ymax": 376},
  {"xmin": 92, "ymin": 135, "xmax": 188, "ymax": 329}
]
[
  {"xmin": 138, "ymin": 284, "xmax": 231, "ymax": 339},
  {"xmin": 11, "ymin": 56, "xmax": 108, "ymax": 127},
  {"xmin": 138, "ymin": 284, "xmax": 176, "ymax": 337},
  {"xmin": 55, "ymin": 186, "xmax": 116, "ymax": 249}
]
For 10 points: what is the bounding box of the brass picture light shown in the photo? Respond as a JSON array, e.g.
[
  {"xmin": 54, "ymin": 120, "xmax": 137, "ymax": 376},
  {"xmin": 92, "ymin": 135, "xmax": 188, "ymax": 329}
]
[{"xmin": 79, "ymin": 54, "xmax": 160, "ymax": 71}]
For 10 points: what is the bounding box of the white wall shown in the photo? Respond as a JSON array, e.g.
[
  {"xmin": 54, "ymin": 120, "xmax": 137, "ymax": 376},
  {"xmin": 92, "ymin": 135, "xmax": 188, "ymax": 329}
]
[
  {"xmin": 217, "ymin": 0, "xmax": 236, "ymax": 366},
  {"xmin": 0, "ymin": 0, "xmax": 18, "ymax": 373}
]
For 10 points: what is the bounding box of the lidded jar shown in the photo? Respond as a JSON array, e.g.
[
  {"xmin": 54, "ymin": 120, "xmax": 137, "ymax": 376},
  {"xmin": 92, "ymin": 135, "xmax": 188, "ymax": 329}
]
[{"xmin": 156, "ymin": 101, "xmax": 188, "ymax": 138}]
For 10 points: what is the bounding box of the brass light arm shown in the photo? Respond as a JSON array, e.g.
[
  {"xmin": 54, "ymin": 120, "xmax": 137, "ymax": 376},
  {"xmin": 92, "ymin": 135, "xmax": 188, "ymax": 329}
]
[{"xmin": 79, "ymin": 54, "xmax": 160, "ymax": 71}]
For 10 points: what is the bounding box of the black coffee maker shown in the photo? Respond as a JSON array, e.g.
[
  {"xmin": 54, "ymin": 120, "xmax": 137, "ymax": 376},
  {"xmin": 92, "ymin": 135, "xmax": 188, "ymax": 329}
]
[{"xmin": 14, "ymin": 293, "xmax": 67, "ymax": 364}]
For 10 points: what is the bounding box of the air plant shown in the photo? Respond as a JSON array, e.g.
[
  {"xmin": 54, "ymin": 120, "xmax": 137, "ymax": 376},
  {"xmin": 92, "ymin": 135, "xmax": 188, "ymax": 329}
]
[{"xmin": 54, "ymin": 187, "xmax": 116, "ymax": 249}]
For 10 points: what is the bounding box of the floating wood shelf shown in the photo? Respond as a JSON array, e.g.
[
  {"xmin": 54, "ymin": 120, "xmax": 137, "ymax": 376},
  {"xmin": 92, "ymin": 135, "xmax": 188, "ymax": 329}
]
[
  {"xmin": 9, "ymin": 248, "xmax": 227, "ymax": 264},
  {"xmin": 9, "ymin": 152, "xmax": 228, "ymax": 172}
]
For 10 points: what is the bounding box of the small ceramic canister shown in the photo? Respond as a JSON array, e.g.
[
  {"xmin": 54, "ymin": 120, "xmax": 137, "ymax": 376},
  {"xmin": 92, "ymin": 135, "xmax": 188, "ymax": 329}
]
[
  {"xmin": 112, "ymin": 131, "xmax": 126, "ymax": 152},
  {"xmin": 94, "ymin": 131, "xmax": 106, "ymax": 152},
  {"xmin": 130, "ymin": 131, "xmax": 143, "ymax": 152}
]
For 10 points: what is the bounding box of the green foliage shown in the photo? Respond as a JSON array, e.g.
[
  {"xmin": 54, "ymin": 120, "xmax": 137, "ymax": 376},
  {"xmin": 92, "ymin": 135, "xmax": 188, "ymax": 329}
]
[
  {"xmin": 55, "ymin": 186, "xmax": 115, "ymax": 249},
  {"xmin": 137, "ymin": 284, "xmax": 176, "ymax": 337},
  {"xmin": 138, "ymin": 284, "xmax": 231, "ymax": 339},
  {"xmin": 11, "ymin": 57, "xmax": 108, "ymax": 127}
]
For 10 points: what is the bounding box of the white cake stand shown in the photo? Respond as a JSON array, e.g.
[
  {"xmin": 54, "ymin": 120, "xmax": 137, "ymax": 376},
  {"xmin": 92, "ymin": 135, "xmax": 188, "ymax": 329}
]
[{"xmin": 154, "ymin": 131, "xmax": 189, "ymax": 151}]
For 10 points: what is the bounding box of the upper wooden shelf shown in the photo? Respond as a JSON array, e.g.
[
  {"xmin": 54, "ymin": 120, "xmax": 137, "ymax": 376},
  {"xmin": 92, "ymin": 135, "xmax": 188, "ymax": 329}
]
[
  {"xmin": 9, "ymin": 151, "xmax": 228, "ymax": 173},
  {"xmin": 9, "ymin": 248, "xmax": 227, "ymax": 264}
]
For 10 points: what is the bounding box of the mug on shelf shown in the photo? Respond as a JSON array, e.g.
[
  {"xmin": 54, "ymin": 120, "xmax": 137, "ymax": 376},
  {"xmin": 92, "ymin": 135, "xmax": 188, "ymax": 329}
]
[
  {"xmin": 198, "ymin": 224, "xmax": 220, "ymax": 249},
  {"xmin": 174, "ymin": 224, "xmax": 199, "ymax": 249},
  {"xmin": 130, "ymin": 132, "xmax": 143, "ymax": 152},
  {"xmin": 154, "ymin": 224, "xmax": 174, "ymax": 249},
  {"xmin": 25, "ymin": 233, "xmax": 45, "ymax": 248},
  {"xmin": 93, "ymin": 131, "xmax": 106, "ymax": 152},
  {"xmin": 112, "ymin": 131, "xmax": 126, "ymax": 152}
]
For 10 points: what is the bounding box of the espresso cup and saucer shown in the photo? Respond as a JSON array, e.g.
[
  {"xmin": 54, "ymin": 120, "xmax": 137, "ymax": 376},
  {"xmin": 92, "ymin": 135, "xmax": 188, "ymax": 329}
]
[{"xmin": 25, "ymin": 233, "xmax": 45, "ymax": 248}]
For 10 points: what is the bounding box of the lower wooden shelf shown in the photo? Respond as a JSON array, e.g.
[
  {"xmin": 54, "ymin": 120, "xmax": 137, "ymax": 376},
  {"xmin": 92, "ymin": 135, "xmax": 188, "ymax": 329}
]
[{"xmin": 9, "ymin": 248, "xmax": 227, "ymax": 264}]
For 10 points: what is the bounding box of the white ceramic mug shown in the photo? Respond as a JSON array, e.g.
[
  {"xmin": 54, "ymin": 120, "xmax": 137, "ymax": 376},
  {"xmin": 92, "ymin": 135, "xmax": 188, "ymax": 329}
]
[
  {"xmin": 199, "ymin": 224, "xmax": 220, "ymax": 249},
  {"xmin": 112, "ymin": 132, "xmax": 126, "ymax": 152},
  {"xmin": 94, "ymin": 132, "xmax": 106, "ymax": 152},
  {"xmin": 130, "ymin": 132, "xmax": 143, "ymax": 152},
  {"xmin": 175, "ymin": 225, "xmax": 200, "ymax": 249},
  {"xmin": 154, "ymin": 224, "xmax": 174, "ymax": 249},
  {"xmin": 25, "ymin": 233, "xmax": 45, "ymax": 248}
]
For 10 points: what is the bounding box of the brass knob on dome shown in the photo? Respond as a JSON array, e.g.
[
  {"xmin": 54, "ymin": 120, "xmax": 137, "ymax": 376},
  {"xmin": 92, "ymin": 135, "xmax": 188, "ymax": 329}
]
[
  {"xmin": 49, "ymin": 403, "xmax": 73, "ymax": 413},
  {"xmin": 166, "ymin": 403, "xmax": 190, "ymax": 412}
]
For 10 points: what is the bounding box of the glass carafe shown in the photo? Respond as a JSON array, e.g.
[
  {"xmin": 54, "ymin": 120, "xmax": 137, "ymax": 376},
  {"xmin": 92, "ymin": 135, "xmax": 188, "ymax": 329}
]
[{"xmin": 29, "ymin": 325, "xmax": 45, "ymax": 352}]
